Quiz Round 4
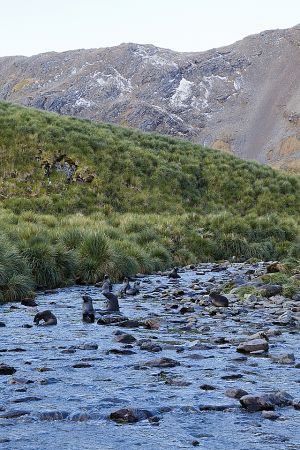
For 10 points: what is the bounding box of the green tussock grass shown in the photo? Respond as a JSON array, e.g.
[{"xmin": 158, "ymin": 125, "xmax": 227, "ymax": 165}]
[{"xmin": 0, "ymin": 101, "xmax": 300, "ymax": 301}]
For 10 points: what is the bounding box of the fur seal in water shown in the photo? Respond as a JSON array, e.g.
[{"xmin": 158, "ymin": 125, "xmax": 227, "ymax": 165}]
[
  {"xmin": 126, "ymin": 281, "xmax": 140, "ymax": 296},
  {"xmin": 82, "ymin": 295, "xmax": 95, "ymax": 323},
  {"xmin": 168, "ymin": 267, "xmax": 181, "ymax": 279},
  {"xmin": 209, "ymin": 292, "xmax": 229, "ymax": 307},
  {"xmin": 102, "ymin": 274, "xmax": 112, "ymax": 292},
  {"xmin": 119, "ymin": 277, "xmax": 130, "ymax": 297},
  {"xmin": 34, "ymin": 310, "xmax": 57, "ymax": 326},
  {"xmin": 102, "ymin": 291, "xmax": 120, "ymax": 312}
]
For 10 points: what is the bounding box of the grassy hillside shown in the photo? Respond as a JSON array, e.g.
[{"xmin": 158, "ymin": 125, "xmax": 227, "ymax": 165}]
[{"xmin": 0, "ymin": 101, "xmax": 300, "ymax": 301}]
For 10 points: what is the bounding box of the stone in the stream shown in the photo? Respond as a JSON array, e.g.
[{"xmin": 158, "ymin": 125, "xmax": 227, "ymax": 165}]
[
  {"xmin": 144, "ymin": 357, "xmax": 180, "ymax": 368},
  {"xmin": 0, "ymin": 322, "xmax": 6, "ymax": 327},
  {"xmin": 0, "ymin": 410, "xmax": 30, "ymax": 419},
  {"xmin": 179, "ymin": 306, "xmax": 195, "ymax": 314},
  {"xmin": 109, "ymin": 407, "xmax": 154, "ymax": 423},
  {"xmin": 262, "ymin": 410, "xmax": 280, "ymax": 420},
  {"xmin": 9, "ymin": 378, "xmax": 34, "ymax": 385},
  {"xmin": 221, "ymin": 374, "xmax": 243, "ymax": 380},
  {"xmin": 38, "ymin": 410, "xmax": 69, "ymax": 421},
  {"xmin": 200, "ymin": 384, "xmax": 216, "ymax": 391},
  {"xmin": 115, "ymin": 333, "xmax": 136, "ymax": 344},
  {"xmin": 143, "ymin": 319, "xmax": 160, "ymax": 330},
  {"xmin": 0, "ymin": 364, "xmax": 16, "ymax": 375},
  {"xmin": 239, "ymin": 394, "xmax": 275, "ymax": 412},
  {"xmin": 72, "ymin": 363, "xmax": 92, "ymax": 368},
  {"xmin": 36, "ymin": 367, "xmax": 53, "ymax": 372},
  {"xmin": 248, "ymin": 331, "xmax": 269, "ymax": 341},
  {"xmin": 225, "ymin": 388, "xmax": 249, "ymax": 399},
  {"xmin": 209, "ymin": 292, "xmax": 229, "ymax": 307},
  {"xmin": 11, "ymin": 396, "xmax": 42, "ymax": 403},
  {"xmin": 118, "ymin": 319, "xmax": 142, "ymax": 328},
  {"xmin": 237, "ymin": 338, "xmax": 269, "ymax": 354},
  {"xmin": 199, "ymin": 404, "xmax": 236, "ymax": 411},
  {"xmin": 260, "ymin": 284, "xmax": 283, "ymax": 297},
  {"xmin": 21, "ymin": 298, "xmax": 37, "ymax": 307},
  {"xmin": 292, "ymin": 399, "xmax": 300, "ymax": 410},
  {"xmin": 240, "ymin": 391, "xmax": 293, "ymax": 411},
  {"xmin": 271, "ymin": 353, "xmax": 295, "ymax": 364},
  {"xmin": 107, "ymin": 349, "xmax": 136, "ymax": 355},
  {"xmin": 76, "ymin": 343, "xmax": 98, "ymax": 350},
  {"xmin": 97, "ymin": 315, "xmax": 129, "ymax": 325},
  {"xmin": 273, "ymin": 312, "xmax": 296, "ymax": 326},
  {"xmin": 139, "ymin": 340, "xmax": 162, "ymax": 352}
]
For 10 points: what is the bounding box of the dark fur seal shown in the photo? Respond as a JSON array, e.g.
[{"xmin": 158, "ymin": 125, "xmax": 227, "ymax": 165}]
[
  {"xmin": 34, "ymin": 310, "xmax": 57, "ymax": 326},
  {"xmin": 126, "ymin": 281, "xmax": 140, "ymax": 296},
  {"xmin": 102, "ymin": 274, "xmax": 112, "ymax": 292},
  {"xmin": 119, "ymin": 277, "xmax": 130, "ymax": 297},
  {"xmin": 82, "ymin": 295, "xmax": 95, "ymax": 323},
  {"xmin": 168, "ymin": 267, "xmax": 181, "ymax": 279}
]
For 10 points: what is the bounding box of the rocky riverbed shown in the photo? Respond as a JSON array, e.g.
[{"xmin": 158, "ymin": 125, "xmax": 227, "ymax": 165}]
[{"xmin": 0, "ymin": 262, "xmax": 300, "ymax": 449}]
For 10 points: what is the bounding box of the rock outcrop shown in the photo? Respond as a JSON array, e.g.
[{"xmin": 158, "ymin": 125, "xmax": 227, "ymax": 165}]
[{"xmin": 0, "ymin": 25, "xmax": 299, "ymax": 168}]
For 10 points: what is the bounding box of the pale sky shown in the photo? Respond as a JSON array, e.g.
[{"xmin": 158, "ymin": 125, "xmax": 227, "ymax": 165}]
[{"xmin": 0, "ymin": 0, "xmax": 299, "ymax": 57}]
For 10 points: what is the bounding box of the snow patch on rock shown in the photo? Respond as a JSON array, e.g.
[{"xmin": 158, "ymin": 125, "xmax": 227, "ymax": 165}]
[{"xmin": 170, "ymin": 78, "xmax": 193, "ymax": 107}]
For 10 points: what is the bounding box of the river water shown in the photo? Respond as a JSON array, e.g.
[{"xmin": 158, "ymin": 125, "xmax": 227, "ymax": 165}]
[{"xmin": 0, "ymin": 263, "xmax": 299, "ymax": 449}]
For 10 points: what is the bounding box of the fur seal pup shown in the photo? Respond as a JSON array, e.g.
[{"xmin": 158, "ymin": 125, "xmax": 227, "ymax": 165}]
[
  {"xmin": 102, "ymin": 291, "xmax": 120, "ymax": 312},
  {"xmin": 82, "ymin": 295, "xmax": 95, "ymax": 323},
  {"xmin": 126, "ymin": 281, "xmax": 140, "ymax": 296},
  {"xmin": 209, "ymin": 292, "xmax": 229, "ymax": 307},
  {"xmin": 34, "ymin": 310, "xmax": 57, "ymax": 326},
  {"xmin": 168, "ymin": 267, "xmax": 181, "ymax": 279},
  {"xmin": 119, "ymin": 277, "xmax": 130, "ymax": 297},
  {"xmin": 102, "ymin": 274, "xmax": 112, "ymax": 292}
]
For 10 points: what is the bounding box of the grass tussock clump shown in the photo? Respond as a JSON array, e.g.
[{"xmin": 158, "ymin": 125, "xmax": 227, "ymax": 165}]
[{"xmin": 0, "ymin": 101, "xmax": 300, "ymax": 301}]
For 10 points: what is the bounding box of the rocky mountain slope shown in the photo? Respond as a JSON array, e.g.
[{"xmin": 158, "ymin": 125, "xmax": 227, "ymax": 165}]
[{"xmin": 0, "ymin": 25, "xmax": 299, "ymax": 169}]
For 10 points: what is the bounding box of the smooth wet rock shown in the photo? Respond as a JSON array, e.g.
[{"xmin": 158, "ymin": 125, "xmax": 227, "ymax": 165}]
[
  {"xmin": 97, "ymin": 315, "xmax": 128, "ymax": 325},
  {"xmin": 209, "ymin": 292, "xmax": 229, "ymax": 307},
  {"xmin": 144, "ymin": 357, "xmax": 180, "ymax": 368},
  {"xmin": 72, "ymin": 363, "xmax": 92, "ymax": 368},
  {"xmin": 273, "ymin": 311, "xmax": 296, "ymax": 326},
  {"xmin": 225, "ymin": 388, "xmax": 249, "ymax": 399},
  {"xmin": 38, "ymin": 410, "xmax": 69, "ymax": 421},
  {"xmin": 110, "ymin": 407, "xmax": 154, "ymax": 423},
  {"xmin": 115, "ymin": 333, "xmax": 136, "ymax": 344},
  {"xmin": 292, "ymin": 399, "xmax": 300, "ymax": 410},
  {"xmin": 240, "ymin": 391, "xmax": 293, "ymax": 411},
  {"xmin": 107, "ymin": 348, "xmax": 136, "ymax": 355},
  {"xmin": 199, "ymin": 404, "xmax": 236, "ymax": 411},
  {"xmin": 271, "ymin": 353, "xmax": 295, "ymax": 364},
  {"xmin": 237, "ymin": 338, "xmax": 269, "ymax": 354},
  {"xmin": 239, "ymin": 394, "xmax": 275, "ymax": 412},
  {"xmin": 76, "ymin": 343, "xmax": 98, "ymax": 350},
  {"xmin": 262, "ymin": 410, "xmax": 280, "ymax": 420},
  {"xmin": 11, "ymin": 396, "xmax": 42, "ymax": 403},
  {"xmin": 0, "ymin": 322, "xmax": 6, "ymax": 327},
  {"xmin": 0, "ymin": 364, "xmax": 16, "ymax": 375},
  {"xmin": 21, "ymin": 298, "xmax": 37, "ymax": 307},
  {"xmin": 139, "ymin": 340, "xmax": 162, "ymax": 352},
  {"xmin": 260, "ymin": 285, "xmax": 283, "ymax": 297},
  {"xmin": 200, "ymin": 384, "xmax": 216, "ymax": 391},
  {"xmin": 0, "ymin": 409, "xmax": 30, "ymax": 419}
]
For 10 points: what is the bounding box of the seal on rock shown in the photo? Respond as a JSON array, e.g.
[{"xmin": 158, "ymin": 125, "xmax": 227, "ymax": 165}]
[
  {"xmin": 34, "ymin": 310, "xmax": 57, "ymax": 326},
  {"xmin": 82, "ymin": 295, "xmax": 95, "ymax": 323}
]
